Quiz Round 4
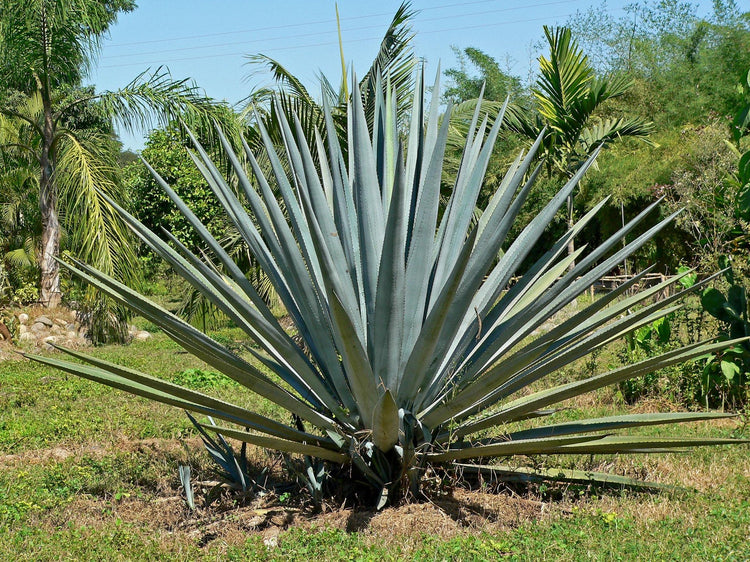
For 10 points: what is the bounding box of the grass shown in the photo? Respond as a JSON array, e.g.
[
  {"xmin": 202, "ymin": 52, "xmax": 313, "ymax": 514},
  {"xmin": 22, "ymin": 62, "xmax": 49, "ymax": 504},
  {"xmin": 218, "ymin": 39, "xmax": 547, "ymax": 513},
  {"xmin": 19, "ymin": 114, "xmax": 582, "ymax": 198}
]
[{"xmin": 1, "ymin": 330, "xmax": 749, "ymax": 560}]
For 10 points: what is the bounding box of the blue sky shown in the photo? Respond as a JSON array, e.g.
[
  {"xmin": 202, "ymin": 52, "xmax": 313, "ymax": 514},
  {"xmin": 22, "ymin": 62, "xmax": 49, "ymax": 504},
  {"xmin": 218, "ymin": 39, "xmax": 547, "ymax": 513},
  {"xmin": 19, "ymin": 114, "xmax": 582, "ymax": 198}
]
[{"xmin": 88, "ymin": 0, "xmax": 719, "ymax": 150}]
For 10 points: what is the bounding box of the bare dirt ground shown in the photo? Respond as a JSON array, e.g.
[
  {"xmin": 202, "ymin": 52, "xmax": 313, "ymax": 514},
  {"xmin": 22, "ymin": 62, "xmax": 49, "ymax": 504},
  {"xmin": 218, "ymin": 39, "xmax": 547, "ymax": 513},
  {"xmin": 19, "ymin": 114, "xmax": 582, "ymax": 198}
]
[{"xmin": 40, "ymin": 481, "xmax": 549, "ymax": 552}]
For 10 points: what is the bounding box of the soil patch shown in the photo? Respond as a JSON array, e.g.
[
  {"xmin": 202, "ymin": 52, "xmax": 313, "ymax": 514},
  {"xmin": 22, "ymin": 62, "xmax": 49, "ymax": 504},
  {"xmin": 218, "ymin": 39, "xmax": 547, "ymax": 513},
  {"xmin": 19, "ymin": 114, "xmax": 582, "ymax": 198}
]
[{"xmin": 40, "ymin": 484, "xmax": 548, "ymax": 552}]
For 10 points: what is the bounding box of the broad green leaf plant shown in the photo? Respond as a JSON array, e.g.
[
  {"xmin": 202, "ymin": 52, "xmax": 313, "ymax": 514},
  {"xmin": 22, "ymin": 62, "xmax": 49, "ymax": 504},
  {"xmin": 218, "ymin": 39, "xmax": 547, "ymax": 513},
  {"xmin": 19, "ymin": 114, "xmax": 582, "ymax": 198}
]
[{"xmin": 27, "ymin": 72, "xmax": 748, "ymax": 507}]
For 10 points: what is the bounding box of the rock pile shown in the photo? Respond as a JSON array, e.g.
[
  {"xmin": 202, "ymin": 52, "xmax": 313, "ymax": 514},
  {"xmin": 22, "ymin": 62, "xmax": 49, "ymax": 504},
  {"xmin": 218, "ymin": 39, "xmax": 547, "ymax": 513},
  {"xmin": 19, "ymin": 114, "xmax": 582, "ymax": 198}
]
[
  {"xmin": 16, "ymin": 309, "xmax": 89, "ymax": 350},
  {"xmin": 11, "ymin": 309, "xmax": 151, "ymax": 350}
]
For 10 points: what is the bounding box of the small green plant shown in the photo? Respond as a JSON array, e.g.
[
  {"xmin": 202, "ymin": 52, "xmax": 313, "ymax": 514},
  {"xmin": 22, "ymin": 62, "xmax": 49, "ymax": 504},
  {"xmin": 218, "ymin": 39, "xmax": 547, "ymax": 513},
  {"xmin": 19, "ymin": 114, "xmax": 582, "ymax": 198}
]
[
  {"xmin": 173, "ymin": 368, "xmax": 235, "ymax": 390},
  {"xmin": 700, "ymin": 266, "xmax": 750, "ymax": 409},
  {"xmin": 12, "ymin": 282, "xmax": 39, "ymax": 305},
  {"xmin": 626, "ymin": 315, "xmax": 672, "ymax": 355},
  {"xmin": 618, "ymin": 314, "xmax": 675, "ymax": 404},
  {"xmin": 185, "ymin": 412, "xmax": 254, "ymax": 493}
]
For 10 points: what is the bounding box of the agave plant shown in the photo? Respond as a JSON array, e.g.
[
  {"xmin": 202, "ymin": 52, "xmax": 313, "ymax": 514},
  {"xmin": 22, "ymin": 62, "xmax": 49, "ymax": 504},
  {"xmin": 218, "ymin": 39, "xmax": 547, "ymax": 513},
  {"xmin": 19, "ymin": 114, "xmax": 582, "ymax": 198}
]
[{"xmin": 27, "ymin": 71, "xmax": 747, "ymax": 507}]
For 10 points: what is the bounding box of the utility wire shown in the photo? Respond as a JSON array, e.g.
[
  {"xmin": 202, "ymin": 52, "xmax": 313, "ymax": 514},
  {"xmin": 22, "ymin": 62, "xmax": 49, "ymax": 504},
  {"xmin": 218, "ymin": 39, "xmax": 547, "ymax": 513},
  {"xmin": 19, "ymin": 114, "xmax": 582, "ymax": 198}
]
[
  {"xmin": 104, "ymin": 0, "xmax": 582, "ymax": 48},
  {"xmin": 102, "ymin": 0, "xmax": 582, "ymax": 61},
  {"xmin": 100, "ymin": 10, "xmax": 593, "ymax": 70}
]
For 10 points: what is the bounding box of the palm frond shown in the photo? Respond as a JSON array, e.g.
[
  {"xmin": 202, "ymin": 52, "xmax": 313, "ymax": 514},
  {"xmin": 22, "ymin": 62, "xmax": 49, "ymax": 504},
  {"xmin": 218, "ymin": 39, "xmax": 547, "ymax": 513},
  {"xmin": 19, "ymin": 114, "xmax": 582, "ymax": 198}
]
[
  {"xmin": 94, "ymin": 67, "xmax": 242, "ymax": 147},
  {"xmin": 581, "ymin": 117, "xmax": 656, "ymax": 151},
  {"xmin": 359, "ymin": 1, "xmax": 417, "ymax": 127},
  {"xmin": 245, "ymin": 54, "xmax": 316, "ymax": 104}
]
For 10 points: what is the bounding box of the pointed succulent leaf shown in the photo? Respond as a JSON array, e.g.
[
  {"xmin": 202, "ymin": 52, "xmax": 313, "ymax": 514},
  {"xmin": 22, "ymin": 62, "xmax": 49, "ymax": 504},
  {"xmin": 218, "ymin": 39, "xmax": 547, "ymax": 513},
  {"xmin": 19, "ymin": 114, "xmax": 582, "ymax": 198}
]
[{"xmin": 372, "ymin": 390, "xmax": 400, "ymax": 452}]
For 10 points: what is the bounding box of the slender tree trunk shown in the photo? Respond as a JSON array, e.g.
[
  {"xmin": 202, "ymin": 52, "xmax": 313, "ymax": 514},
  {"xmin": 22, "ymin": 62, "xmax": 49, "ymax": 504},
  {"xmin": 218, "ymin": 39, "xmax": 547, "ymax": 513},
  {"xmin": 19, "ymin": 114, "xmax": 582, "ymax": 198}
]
[{"xmin": 39, "ymin": 93, "xmax": 61, "ymax": 308}]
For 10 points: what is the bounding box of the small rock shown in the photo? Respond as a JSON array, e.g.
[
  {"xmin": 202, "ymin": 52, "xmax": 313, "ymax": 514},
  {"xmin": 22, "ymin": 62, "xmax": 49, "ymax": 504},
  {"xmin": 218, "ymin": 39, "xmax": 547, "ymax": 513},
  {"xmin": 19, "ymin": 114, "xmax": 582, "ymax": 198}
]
[
  {"xmin": 134, "ymin": 331, "xmax": 151, "ymax": 341},
  {"xmin": 35, "ymin": 316, "xmax": 54, "ymax": 327},
  {"xmin": 19, "ymin": 332, "xmax": 35, "ymax": 342},
  {"xmin": 54, "ymin": 318, "xmax": 68, "ymax": 326},
  {"xmin": 50, "ymin": 325, "xmax": 63, "ymax": 335},
  {"xmin": 65, "ymin": 323, "xmax": 76, "ymax": 331},
  {"xmin": 31, "ymin": 322, "xmax": 48, "ymax": 334},
  {"xmin": 66, "ymin": 331, "xmax": 77, "ymax": 339},
  {"xmin": 42, "ymin": 336, "xmax": 58, "ymax": 351},
  {"xmin": 19, "ymin": 325, "xmax": 28, "ymax": 335},
  {"xmin": 18, "ymin": 313, "xmax": 29, "ymax": 325},
  {"xmin": 262, "ymin": 532, "xmax": 279, "ymax": 548}
]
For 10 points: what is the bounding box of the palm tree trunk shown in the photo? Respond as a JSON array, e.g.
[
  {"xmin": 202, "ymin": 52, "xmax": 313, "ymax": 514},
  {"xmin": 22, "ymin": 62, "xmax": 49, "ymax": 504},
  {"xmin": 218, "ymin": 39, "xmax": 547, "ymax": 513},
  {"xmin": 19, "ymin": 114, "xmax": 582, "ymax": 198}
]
[{"xmin": 39, "ymin": 95, "xmax": 61, "ymax": 308}]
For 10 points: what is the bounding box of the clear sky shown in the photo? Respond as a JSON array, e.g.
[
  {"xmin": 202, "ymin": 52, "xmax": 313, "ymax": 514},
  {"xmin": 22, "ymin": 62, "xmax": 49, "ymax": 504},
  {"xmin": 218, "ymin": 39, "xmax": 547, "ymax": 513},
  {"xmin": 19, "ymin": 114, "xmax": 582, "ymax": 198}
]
[{"xmin": 88, "ymin": 0, "xmax": 719, "ymax": 150}]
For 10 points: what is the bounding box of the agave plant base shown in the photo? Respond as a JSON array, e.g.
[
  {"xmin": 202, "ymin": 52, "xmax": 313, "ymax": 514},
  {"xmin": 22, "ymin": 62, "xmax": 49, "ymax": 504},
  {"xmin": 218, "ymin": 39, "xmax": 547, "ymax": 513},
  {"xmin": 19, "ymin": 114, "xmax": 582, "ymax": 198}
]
[{"xmin": 27, "ymin": 71, "xmax": 748, "ymax": 508}]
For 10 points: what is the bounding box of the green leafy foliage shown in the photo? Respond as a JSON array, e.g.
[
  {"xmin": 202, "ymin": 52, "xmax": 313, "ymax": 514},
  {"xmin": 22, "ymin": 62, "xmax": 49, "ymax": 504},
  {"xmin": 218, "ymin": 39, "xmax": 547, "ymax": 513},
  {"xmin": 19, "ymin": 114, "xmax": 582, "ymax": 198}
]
[
  {"xmin": 443, "ymin": 46, "xmax": 524, "ymax": 105},
  {"xmin": 504, "ymin": 26, "xmax": 654, "ymax": 180},
  {"xmin": 124, "ymin": 126, "xmax": 233, "ymax": 254},
  {"xmin": 555, "ymin": 2, "xmax": 750, "ymax": 274},
  {"xmin": 568, "ymin": 0, "xmax": 750, "ymax": 127},
  {"xmin": 701, "ymin": 273, "xmax": 750, "ymax": 408},
  {"xmin": 172, "ymin": 368, "xmax": 236, "ymax": 390},
  {"xmin": 0, "ymin": 0, "xmax": 136, "ymax": 91},
  {"xmin": 0, "ymin": 0, "xmax": 241, "ymax": 318}
]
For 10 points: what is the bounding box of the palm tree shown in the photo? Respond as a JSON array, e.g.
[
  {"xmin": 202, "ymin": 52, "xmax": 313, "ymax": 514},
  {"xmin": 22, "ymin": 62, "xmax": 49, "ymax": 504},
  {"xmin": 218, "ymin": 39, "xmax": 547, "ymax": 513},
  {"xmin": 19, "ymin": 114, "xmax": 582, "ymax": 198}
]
[
  {"xmin": 0, "ymin": 0, "xmax": 237, "ymax": 309},
  {"xmin": 505, "ymin": 26, "xmax": 654, "ymax": 262},
  {"xmin": 242, "ymin": 1, "xmax": 417, "ymax": 159}
]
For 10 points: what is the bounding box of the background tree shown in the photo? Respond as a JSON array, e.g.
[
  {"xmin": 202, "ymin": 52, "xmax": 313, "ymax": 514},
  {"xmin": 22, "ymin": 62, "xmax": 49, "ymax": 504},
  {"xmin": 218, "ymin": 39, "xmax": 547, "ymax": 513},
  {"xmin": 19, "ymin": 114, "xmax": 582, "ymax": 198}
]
[
  {"xmin": 563, "ymin": 0, "xmax": 750, "ymax": 274},
  {"xmin": 567, "ymin": 0, "xmax": 750, "ymax": 127},
  {"xmin": 504, "ymin": 26, "xmax": 654, "ymax": 262},
  {"xmin": 0, "ymin": 0, "xmax": 135, "ymax": 308},
  {"xmin": 441, "ymin": 47, "xmax": 528, "ymax": 208},
  {"xmin": 443, "ymin": 46, "xmax": 523, "ymax": 105},
  {"xmin": 0, "ymin": 111, "xmax": 40, "ymax": 303},
  {"xmin": 124, "ymin": 125, "xmax": 230, "ymax": 255},
  {"xmin": 0, "ymin": 0, "xmax": 237, "ymax": 313},
  {"xmin": 242, "ymin": 1, "xmax": 417, "ymax": 161}
]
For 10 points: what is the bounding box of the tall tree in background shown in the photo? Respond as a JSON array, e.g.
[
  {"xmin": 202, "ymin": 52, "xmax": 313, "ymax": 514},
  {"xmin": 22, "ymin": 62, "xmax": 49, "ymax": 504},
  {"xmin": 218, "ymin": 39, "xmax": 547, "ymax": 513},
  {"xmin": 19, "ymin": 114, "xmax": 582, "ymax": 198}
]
[
  {"xmin": 505, "ymin": 26, "xmax": 654, "ymax": 262},
  {"xmin": 566, "ymin": 0, "xmax": 750, "ymax": 125},
  {"xmin": 242, "ymin": 1, "xmax": 417, "ymax": 159},
  {"xmin": 0, "ymin": 0, "xmax": 234, "ymax": 310},
  {"xmin": 443, "ymin": 46, "xmax": 523, "ymax": 105},
  {"xmin": 441, "ymin": 47, "xmax": 528, "ymax": 205},
  {"xmin": 0, "ymin": 0, "xmax": 134, "ymax": 308}
]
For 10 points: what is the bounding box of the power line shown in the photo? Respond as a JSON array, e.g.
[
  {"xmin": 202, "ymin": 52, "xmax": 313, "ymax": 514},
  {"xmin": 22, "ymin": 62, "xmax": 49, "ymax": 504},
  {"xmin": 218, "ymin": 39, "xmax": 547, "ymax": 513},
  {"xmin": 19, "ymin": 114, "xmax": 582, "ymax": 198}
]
[
  {"xmin": 102, "ymin": 0, "xmax": 582, "ymax": 61},
  {"xmin": 99, "ymin": 11, "xmax": 590, "ymax": 70},
  {"xmin": 103, "ymin": 0, "xmax": 584, "ymax": 49}
]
